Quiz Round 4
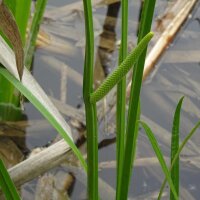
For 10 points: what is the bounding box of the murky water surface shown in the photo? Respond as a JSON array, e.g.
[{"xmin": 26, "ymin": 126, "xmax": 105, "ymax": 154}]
[{"xmin": 1, "ymin": 0, "xmax": 200, "ymax": 199}]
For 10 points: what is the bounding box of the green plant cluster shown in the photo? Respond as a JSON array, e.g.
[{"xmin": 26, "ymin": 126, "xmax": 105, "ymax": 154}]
[{"xmin": 0, "ymin": 0, "xmax": 200, "ymax": 200}]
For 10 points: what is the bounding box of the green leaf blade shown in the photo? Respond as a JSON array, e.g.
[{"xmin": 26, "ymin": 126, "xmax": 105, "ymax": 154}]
[
  {"xmin": 15, "ymin": 0, "xmax": 31, "ymax": 44},
  {"xmin": 170, "ymin": 97, "xmax": 184, "ymax": 200},
  {"xmin": 116, "ymin": 0, "xmax": 128, "ymax": 198},
  {"xmin": 140, "ymin": 121, "xmax": 178, "ymax": 200},
  {"xmin": 25, "ymin": 0, "xmax": 48, "ymax": 68},
  {"xmin": 0, "ymin": 35, "xmax": 87, "ymax": 171},
  {"xmin": 0, "ymin": 159, "xmax": 21, "ymax": 200},
  {"xmin": 0, "ymin": 68, "xmax": 87, "ymax": 172},
  {"xmin": 158, "ymin": 120, "xmax": 200, "ymax": 199},
  {"xmin": 118, "ymin": 1, "xmax": 156, "ymax": 199}
]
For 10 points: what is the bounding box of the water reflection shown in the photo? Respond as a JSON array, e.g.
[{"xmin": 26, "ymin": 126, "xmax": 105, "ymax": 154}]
[{"xmin": 94, "ymin": 2, "xmax": 120, "ymax": 88}]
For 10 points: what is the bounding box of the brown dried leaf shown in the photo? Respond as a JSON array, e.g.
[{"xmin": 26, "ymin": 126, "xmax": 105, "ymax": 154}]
[{"xmin": 0, "ymin": 1, "xmax": 24, "ymax": 79}]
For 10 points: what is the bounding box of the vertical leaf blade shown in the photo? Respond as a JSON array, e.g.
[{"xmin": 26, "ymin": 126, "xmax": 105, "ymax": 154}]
[
  {"xmin": 118, "ymin": 1, "xmax": 156, "ymax": 199},
  {"xmin": 0, "ymin": 159, "xmax": 21, "ymax": 200},
  {"xmin": 15, "ymin": 0, "xmax": 31, "ymax": 44},
  {"xmin": 170, "ymin": 97, "xmax": 184, "ymax": 200},
  {"xmin": 140, "ymin": 121, "xmax": 178, "ymax": 200},
  {"xmin": 25, "ymin": 0, "xmax": 48, "ymax": 68},
  {"xmin": 116, "ymin": 0, "xmax": 128, "ymax": 197},
  {"xmin": 3, "ymin": 0, "xmax": 16, "ymax": 15},
  {"xmin": 0, "ymin": 0, "xmax": 24, "ymax": 120},
  {"xmin": 158, "ymin": 122, "xmax": 200, "ymax": 199}
]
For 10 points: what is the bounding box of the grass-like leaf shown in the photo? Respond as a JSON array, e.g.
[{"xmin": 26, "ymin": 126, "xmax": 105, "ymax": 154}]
[
  {"xmin": 0, "ymin": 0, "xmax": 28, "ymax": 120},
  {"xmin": 15, "ymin": 0, "xmax": 31, "ymax": 44},
  {"xmin": 116, "ymin": 0, "xmax": 128, "ymax": 197},
  {"xmin": 25, "ymin": 0, "xmax": 48, "ymax": 68},
  {"xmin": 170, "ymin": 97, "xmax": 184, "ymax": 200},
  {"xmin": 0, "ymin": 35, "xmax": 87, "ymax": 171},
  {"xmin": 0, "ymin": 68, "xmax": 87, "ymax": 171},
  {"xmin": 140, "ymin": 121, "xmax": 178, "ymax": 200},
  {"xmin": 3, "ymin": 0, "xmax": 16, "ymax": 15},
  {"xmin": 158, "ymin": 120, "xmax": 200, "ymax": 199},
  {"xmin": 0, "ymin": 159, "xmax": 21, "ymax": 200},
  {"xmin": 118, "ymin": 1, "xmax": 156, "ymax": 199}
]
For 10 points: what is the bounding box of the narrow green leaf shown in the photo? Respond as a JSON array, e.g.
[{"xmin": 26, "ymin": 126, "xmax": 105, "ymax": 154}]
[
  {"xmin": 116, "ymin": 0, "xmax": 128, "ymax": 197},
  {"xmin": 0, "ymin": 68, "xmax": 87, "ymax": 172},
  {"xmin": 0, "ymin": 159, "xmax": 21, "ymax": 200},
  {"xmin": 0, "ymin": 35, "xmax": 87, "ymax": 171},
  {"xmin": 158, "ymin": 121, "xmax": 200, "ymax": 199},
  {"xmin": 0, "ymin": 0, "xmax": 23, "ymax": 120},
  {"xmin": 118, "ymin": 1, "xmax": 156, "ymax": 199},
  {"xmin": 25, "ymin": 0, "xmax": 48, "ymax": 69},
  {"xmin": 83, "ymin": 0, "xmax": 95, "ymax": 102},
  {"xmin": 15, "ymin": 0, "xmax": 31, "ymax": 44},
  {"xmin": 140, "ymin": 121, "xmax": 178, "ymax": 200},
  {"xmin": 3, "ymin": 0, "xmax": 16, "ymax": 15},
  {"xmin": 170, "ymin": 97, "xmax": 184, "ymax": 200},
  {"xmin": 0, "ymin": 173, "xmax": 13, "ymax": 200}
]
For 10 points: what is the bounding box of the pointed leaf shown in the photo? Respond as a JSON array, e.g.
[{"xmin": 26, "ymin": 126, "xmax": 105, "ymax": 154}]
[
  {"xmin": 0, "ymin": 159, "xmax": 21, "ymax": 200},
  {"xmin": 25, "ymin": 0, "xmax": 48, "ymax": 68},
  {"xmin": 170, "ymin": 97, "xmax": 184, "ymax": 200},
  {"xmin": 140, "ymin": 121, "xmax": 178, "ymax": 200},
  {"xmin": 0, "ymin": 35, "xmax": 87, "ymax": 171},
  {"xmin": 158, "ymin": 120, "xmax": 200, "ymax": 199}
]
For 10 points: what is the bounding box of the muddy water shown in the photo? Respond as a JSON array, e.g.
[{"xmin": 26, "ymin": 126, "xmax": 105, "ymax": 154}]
[{"xmin": 2, "ymin": 0, "xmax": 200, "ymax": 199}]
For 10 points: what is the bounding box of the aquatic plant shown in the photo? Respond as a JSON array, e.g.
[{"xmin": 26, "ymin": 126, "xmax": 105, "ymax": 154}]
[
  {"xmin": 0, "ymin": 1, "xmax": 87, "ymax": 198},
  {"xmin": 0, "ymin": 0, "xmax": 200, "ymax": 200},
  {"xmin": 0, "ymin": 0, "xmax": 47, "ymax": 120},
  {"xmin": 82, "ymin": 0, "xmax": 200, "ymax": 199}
]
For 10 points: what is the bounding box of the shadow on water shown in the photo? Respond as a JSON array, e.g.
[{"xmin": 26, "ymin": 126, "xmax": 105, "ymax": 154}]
[{"xmin": 1, "ymin": 0, "xmax": 200, "ymax": 199}]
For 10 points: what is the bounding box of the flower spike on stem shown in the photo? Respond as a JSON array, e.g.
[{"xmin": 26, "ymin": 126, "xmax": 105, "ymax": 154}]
[{"xmin": 90, "ymin": 32, "xmax": 154, "ymax": 103}]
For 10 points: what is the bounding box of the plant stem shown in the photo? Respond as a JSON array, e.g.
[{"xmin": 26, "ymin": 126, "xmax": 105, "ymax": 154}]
[
  {"xmin": 116, "ymin": 0, "xmax": 128, "ymax": 198},
  {"xmin": 85, "ymin": 103, "xmax": 98, "ymax": 199},
  {"xmin": 82, "ymin": 0, "xmax": 98, "ymax": 199}
]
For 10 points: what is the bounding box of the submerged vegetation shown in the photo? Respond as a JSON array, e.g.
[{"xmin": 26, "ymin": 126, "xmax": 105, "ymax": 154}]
[{"xmin": 0, "ymin": 0, "xmax": 200, "ymax": 199}]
